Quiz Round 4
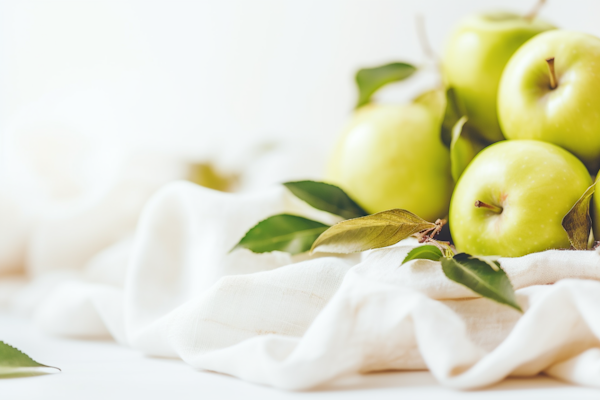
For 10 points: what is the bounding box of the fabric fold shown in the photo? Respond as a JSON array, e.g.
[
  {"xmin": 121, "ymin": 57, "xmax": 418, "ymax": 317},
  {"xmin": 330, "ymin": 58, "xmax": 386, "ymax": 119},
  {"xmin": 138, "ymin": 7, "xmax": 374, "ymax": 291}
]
[{"xmin": 4, "ymin": 180, "xmax": 600, "ymax": 391}]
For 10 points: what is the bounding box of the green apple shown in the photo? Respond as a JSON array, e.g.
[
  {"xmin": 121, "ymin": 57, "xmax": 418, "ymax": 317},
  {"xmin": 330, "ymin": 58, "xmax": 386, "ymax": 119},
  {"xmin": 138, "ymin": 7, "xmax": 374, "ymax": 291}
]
[
  {"xmin": 450, "ymin": 140, "xmax": 591, "ymax": 257},
  {"xmin": 443, "ymin": 12, "xmax": 554, "ymax": 143},
  {"xmin": 593, "ymin": 174, "xmax": 600, "ymax": 240},
  {"xmin": 498, "ymin": 30, "xmax": 600, "ymax": 171},
  {"xmin": 326, "ymin": 103, "xmax": 453, "ymax": 222}
]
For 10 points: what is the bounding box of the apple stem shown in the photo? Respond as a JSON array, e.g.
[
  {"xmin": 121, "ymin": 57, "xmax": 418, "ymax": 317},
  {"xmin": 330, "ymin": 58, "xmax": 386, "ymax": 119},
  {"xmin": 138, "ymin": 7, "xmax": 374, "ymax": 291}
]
[
  {"xmin": 474, "ymin": 200, "xmax": 503, "ymax": 213},
  {"xmin": 546, "ymin": 57, "xmax": 558, "ymax": 89},
  {"xmin": 525, "ymin": 0, "xmax": 546, "ymax": 22}
]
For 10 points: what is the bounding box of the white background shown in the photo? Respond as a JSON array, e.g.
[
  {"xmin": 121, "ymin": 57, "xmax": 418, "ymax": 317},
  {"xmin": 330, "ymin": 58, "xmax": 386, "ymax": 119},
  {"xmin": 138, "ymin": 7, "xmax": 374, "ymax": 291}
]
[{"xmin": 1, "ymin": 0, "xmax": 599, "ymax": 172}]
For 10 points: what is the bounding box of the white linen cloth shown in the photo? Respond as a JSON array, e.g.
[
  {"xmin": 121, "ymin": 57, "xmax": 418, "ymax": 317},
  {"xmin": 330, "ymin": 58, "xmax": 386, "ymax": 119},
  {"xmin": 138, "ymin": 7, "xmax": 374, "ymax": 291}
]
[{"xmin": 3, "ymin": 180, "xmax": 600, "ymax": 390}]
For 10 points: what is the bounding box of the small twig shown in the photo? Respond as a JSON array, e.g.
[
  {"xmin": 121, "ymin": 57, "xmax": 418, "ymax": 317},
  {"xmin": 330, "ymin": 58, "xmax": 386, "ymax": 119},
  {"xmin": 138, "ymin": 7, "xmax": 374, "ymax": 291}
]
[
  {"xmin": 415, "ymin": 229, "xmax": 432, "ymax": 243},
  {"xmin": 416, "ymin": 14, "xmax": 436, "ymax": 62},
  {"xmin": 415, "ymin": 219, "xmax": 447, "ymax": 244},
  {"xmin": 430, "ymin": 219, "xmax": 446, "ymax": 238},
  {"xmin": 421, "ymin": 237, "xmax": 456, "ymax": 257},
  {"xmin": 525, "ymin": 0, "xmax": 546, "ymax": 22},
  {"xmin": 415, "ymin": 14, "xmax": 442, "ymax": 82}
]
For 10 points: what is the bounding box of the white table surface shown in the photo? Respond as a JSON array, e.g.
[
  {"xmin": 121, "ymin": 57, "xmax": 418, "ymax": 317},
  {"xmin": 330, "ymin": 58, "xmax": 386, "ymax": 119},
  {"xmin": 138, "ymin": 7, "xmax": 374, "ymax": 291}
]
[{"xmin": 2, "ymin": 313, "xmax": 599, "ymax": 400}]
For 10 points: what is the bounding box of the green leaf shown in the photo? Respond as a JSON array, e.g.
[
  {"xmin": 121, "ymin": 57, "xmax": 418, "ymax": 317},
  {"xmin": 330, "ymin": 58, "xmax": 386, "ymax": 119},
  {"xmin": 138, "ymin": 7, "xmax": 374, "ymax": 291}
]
[
  {"xmin": 0, "ymin": 341, "xmax": 59, "ymax": 376},
  {"xmin": 441, "ymin": 253, "xmax": 522, "ymax": 312},
  {"xmin": 415, "ymin": 88, "xmax": 484, "ymax": 174},
  {"xmin": 402, "ymin": 245, "xmax": 443, "ymax": 264},
  {"xmin": 283, "ymin": 181, "xmax": 367, "ymax": 220},
  {"xmin": 562, "ymin": 182, "xmax": 596, "ymax": 250},
  {"xmin": 233, "ymin": 214, "xmax": 329, "ymax": 255},
  {"xmin": 450, "ymin": 116, "xmax": 485, "ymax": 182},
  {"xmin": 355, "ymin": 62, "xmax": 417, "ymax": 108},
  {"xmin": 311, "ymin": 209, "xmax": 435, "ymax": 254},
  {"xmin": 450, "ymin": 116, "xmax": 469, "ymax": 181},
  {"xmin": 414, "ymin": 87, "xmax": 463, "ymax": 147}
]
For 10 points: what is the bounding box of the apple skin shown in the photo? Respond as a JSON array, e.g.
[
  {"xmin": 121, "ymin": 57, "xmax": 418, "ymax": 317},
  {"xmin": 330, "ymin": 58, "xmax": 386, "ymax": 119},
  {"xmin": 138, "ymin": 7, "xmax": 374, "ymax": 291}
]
[
  {"xmin": 593, "ymin": 173, "xmax": 600, "ymax": 240},
  {"xmin": 326, "ymin": 103, "xmax": 453, "ymax": 222},
  {"xmin": 450, "ymin": 140, "xmax": 591, "ymax": 257},
  {"xmin": 498, "ymin": 30, "xmax": 600, "ymax": 171},
  {"xmin": 443, "ymin": 12, "xmax": 554, "ymax": 143}
]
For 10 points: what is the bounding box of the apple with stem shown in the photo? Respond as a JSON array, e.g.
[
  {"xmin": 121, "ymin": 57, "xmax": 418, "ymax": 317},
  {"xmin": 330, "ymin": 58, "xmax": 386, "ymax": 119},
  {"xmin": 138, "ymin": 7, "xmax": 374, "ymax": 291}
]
[
  {"xmin": 449, "ymin": 140, "xmax": 591, "ymax": 257},
  {"xmin": 443, "ymin": 8, "xmax": 554, "ymax": 143},
  {"xmin": 498, "ymin": 30, "xmax": 600, "ymax": 171},
  {"xmin": 326, "ymin": 102, "xmax": 453, "ymax": 222}
]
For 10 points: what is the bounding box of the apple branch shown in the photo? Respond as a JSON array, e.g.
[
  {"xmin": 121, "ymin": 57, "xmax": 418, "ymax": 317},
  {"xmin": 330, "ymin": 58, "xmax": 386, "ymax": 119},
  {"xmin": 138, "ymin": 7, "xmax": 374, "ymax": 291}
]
[
  {"xmin": 525, "ymin": 0, "xmax": 547, "ymax": 22},
  {"xmin": 416, "ymin": 15, "xmax": 436, "ymax": 62},
  {"xmin": 474, "ymin": 200, "xmax": 503, "ymax": 213},
  {"xmin": 415, "ymin": 218, "xmax": 446, "ymax": 243},
  {"xmin": 415, "ymin": 14, "xmax": 441, "ymax": 78},
  {"xmin": 413, "ymin": 218, "xmax": 456, "ymax": 258},
  {"xmin": 546, "ymin": 57, "xmax": 558, "ymax": 89}
]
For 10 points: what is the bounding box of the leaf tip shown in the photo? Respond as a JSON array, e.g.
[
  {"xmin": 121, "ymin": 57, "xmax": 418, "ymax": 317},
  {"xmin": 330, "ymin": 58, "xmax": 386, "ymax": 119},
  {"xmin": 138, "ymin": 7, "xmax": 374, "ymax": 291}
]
[{"xmin": 512, "ymin": 303, "xmax": 524, "ymax": 313}]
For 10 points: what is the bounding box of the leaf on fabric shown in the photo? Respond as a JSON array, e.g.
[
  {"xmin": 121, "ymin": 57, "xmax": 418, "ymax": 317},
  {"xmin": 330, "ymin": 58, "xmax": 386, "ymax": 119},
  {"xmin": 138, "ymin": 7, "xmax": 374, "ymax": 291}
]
[
  {"xmin": 311, "ymin": 209, "xmax": 435, "ymax": 254},
  {"xmin": 283, "ymin": 181, "xmax": 367, "ymax": 219},
  {"xmin": 402, "ymin": 245, "xmax": 443, "ymax": 264},
  {"xmin": 441, "ymin": 253, "xmax": 522, "ymax": 312},
  {"xmin": 355, "ymin": 62, "xmax": 417, "ymax": 108},
  {"xmin": 0, "ymin": 341, "xmax": 59, "ymax": 377},
  {"xmin": 562, "ymin": 182, "xmax": 596, "ymax": 250},
  {"xmin": 233, "ymin": 214, "xmax": 329, "ymax": 255}
]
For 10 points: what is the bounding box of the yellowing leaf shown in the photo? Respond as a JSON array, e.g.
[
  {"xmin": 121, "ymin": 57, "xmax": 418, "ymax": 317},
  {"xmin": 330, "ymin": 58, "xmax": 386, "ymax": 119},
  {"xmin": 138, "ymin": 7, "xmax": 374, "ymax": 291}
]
[
  {"xmin": 562, "ymin": 182, "xmax": 596, "ymax": 250},
  {"xmin": 188, "ymin": 163, "xmax": 238, "ymax": 192},
  {"xmin": 311, "ymin": 209, "xmax": 435, "ymax": 254}
]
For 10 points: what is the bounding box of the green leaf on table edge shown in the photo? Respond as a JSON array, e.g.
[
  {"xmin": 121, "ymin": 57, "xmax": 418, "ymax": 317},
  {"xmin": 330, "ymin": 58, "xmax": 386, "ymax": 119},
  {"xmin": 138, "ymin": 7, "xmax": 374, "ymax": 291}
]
[
  {"xmin": 283, "ymin": 180, "xmax": 367, "ymax": 220},
  {"xmin": 402, "ymin": 245, "xmax": 443, "ymax": 264},
  {"xmin": 0, "ymin": 341, "xmax": 60, "ymax": 377},
  {"xmin": 441, "ymin": 253, "xmax": 522, "ymax": 312},
  {"xmin": 355, "ymin": 62, "xmax": 417, "ymax": 108},
  {"xmin": 311, "ymin": 209, "xmax": 435, "ymax": 254},
  {"xmin": 232, "ymin": 214, "xmax": 329, "ymax": 255},
  {"xmin": 562, "ymin": 182, "xmax": 596, "ymax": 250}
]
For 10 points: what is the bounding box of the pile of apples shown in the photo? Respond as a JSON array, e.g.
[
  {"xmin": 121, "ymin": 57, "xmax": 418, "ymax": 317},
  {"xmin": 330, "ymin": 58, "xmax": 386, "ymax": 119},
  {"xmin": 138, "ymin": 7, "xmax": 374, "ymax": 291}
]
[{"xmin": 327, "ymin": 7, "xmax": 600, "ymax": 258}]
